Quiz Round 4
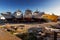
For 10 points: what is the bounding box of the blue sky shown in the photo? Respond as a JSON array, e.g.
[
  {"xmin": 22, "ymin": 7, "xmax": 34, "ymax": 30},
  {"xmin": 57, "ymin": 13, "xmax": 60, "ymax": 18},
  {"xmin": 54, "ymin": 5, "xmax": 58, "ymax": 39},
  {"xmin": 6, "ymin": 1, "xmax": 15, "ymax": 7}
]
[{"xmin": 0, "ymin": 0, "xmax": 60, "ymax": 15}]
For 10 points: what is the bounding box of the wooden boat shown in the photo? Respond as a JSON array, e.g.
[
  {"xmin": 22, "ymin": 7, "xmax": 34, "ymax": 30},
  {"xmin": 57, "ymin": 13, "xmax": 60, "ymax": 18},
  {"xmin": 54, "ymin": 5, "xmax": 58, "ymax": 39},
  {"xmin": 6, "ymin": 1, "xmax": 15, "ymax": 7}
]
[
  {"xmin": 23, "ymin": 9, "xmax": 32, "ymax": 22},
  {"xmin": 13, "ymin": 10, "xmax": 23, "ymax": 23},
  {"xmin": 32, "ymin": 10, "xmax": 45, "ymax": 22}
]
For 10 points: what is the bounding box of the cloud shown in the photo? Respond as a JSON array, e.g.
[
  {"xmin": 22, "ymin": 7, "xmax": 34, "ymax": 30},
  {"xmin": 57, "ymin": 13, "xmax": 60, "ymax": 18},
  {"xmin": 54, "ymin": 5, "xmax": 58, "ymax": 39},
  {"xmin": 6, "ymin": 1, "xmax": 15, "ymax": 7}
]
[{"xmin": 45, "ymin": 6, "xmax": 60, "ymax": 16}]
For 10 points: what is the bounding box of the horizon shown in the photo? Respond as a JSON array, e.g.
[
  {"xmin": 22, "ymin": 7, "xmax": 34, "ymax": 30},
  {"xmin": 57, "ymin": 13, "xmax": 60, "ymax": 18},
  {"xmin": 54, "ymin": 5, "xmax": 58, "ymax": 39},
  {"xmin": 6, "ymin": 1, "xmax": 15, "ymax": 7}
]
[{"xmin": 0, "ymin": 0, "xmax": 60, "ymax": 15}]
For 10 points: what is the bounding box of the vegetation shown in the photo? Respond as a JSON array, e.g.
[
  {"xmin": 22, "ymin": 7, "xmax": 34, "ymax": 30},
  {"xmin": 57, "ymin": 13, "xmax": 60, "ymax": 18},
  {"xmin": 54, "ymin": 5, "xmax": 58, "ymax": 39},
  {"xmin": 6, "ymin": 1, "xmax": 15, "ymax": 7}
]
[
  {"xmin": 1, "ymin": 22, "xmax": 60, "ymax": 40},
  {"xmin": 50, "ymin": 25, "xmax": 56, "ymax": 29},
  {"xmin": 16, "ymin": 32, "xmax": 37, "ymax": 40}
]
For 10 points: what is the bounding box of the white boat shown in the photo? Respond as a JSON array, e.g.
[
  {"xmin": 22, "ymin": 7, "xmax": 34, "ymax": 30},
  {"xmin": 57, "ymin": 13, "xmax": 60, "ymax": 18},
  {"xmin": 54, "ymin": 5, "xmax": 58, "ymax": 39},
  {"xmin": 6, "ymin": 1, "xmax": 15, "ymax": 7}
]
[{"xmin": 1, "ymin": 12, "xmax": 12, "ymax": 19}]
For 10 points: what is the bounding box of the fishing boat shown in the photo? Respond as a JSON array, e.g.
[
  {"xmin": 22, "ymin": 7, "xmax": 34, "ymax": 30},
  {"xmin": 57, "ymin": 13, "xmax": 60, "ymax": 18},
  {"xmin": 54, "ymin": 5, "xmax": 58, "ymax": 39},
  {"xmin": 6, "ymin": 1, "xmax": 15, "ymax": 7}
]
[
  {"xmin": 1, "ymin": 12, "xmax": 13, "ymax": 23},
  {"xmin": 23, "ymin": 9, "xmax": 32, "ymax": 22},
  {"xmin": 13, "ymin": 9, "xmax": 23, "ymax": 23}
]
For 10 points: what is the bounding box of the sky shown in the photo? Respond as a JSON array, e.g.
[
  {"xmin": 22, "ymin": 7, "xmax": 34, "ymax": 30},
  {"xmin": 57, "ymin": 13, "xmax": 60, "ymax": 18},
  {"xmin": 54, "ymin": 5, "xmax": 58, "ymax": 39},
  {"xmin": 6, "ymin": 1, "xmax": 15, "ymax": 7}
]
[{"xmin": 0, "ymin": 0, "xmax": 60, "ymax": 15}]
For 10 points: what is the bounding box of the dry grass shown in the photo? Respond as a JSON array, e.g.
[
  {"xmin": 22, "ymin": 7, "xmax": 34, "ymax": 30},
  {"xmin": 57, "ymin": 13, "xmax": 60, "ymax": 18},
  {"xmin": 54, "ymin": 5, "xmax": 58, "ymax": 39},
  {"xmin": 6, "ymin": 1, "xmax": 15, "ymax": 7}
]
[
  {"xmin": 0, "ymin": 29, "xmax": 21, "ymax": 40},
  {"xmin": 0, "ymin": 21, "xmax": 60, "ymax": 37}
]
